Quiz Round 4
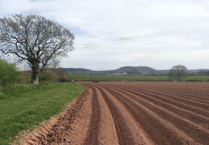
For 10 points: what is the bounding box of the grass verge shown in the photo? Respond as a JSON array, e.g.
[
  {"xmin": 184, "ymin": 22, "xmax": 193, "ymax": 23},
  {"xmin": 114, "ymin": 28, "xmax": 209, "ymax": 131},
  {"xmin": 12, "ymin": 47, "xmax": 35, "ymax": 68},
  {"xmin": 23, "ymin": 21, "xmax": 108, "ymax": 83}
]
[{"xmin": 0, "ymin": 82, "xmax": 84, "ymax": 145}]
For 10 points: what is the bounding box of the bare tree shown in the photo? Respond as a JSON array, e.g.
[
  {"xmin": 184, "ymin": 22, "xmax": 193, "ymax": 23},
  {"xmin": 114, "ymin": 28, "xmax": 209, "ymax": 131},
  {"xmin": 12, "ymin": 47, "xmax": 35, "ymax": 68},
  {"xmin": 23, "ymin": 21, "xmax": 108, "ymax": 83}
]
[
  {"xmin": 0, "ymin": 14, "xmax": 74, "ymax": 84},
  {"xmin": 168, "ymin": 65, "xmax": 187, "ymax": 81}
]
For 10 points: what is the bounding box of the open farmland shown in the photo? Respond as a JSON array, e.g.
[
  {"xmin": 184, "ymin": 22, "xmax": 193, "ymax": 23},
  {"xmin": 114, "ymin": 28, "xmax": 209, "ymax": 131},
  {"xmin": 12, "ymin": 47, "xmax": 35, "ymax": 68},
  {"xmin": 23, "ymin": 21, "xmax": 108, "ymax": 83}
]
[
  {"xmin": 65, "ymin": 74, "xmax": 209, "ymax": 82},
  {"xmin": 16, "ymin": 82, "xmax": 209, "ymax": 145}
]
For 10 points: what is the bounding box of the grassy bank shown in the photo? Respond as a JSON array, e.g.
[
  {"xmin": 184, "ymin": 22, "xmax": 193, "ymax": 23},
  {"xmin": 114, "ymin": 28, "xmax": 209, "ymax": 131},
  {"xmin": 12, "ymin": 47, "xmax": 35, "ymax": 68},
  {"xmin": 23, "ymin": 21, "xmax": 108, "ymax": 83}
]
[
  {"xmin": 0, "ymin": 82, "xmax": 83, "ymax": 145},
  {"xmin": 66, "ymin": 74, "xmax": 209, "ymax": 82}
]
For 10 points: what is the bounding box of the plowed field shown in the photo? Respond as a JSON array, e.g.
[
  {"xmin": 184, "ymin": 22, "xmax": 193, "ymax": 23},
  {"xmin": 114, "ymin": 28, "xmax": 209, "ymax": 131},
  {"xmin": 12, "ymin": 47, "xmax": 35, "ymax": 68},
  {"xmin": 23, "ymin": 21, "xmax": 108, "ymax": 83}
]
[{"xmin": 17, "ymin": 82, "xmax": 209, "ymax": 145}]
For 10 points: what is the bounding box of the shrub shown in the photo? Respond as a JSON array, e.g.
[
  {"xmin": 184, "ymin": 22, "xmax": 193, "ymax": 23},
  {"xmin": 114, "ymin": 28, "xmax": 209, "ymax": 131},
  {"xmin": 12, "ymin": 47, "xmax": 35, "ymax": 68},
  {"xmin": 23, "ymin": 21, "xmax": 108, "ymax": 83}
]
[
  {"xmin": 39, "ymin": 69, "xmax": 59, "ymax": 84},
  {"xmin": 50, "ymin": 67, "xmax": 66, "ymax": 78},
  {"xmin": 0, "ymin": 91, "xmax": 6, "ymax": 99},
  {"xmin": 48, "ymin": 67, "xmax": 71, "ymax": 83},
  {"xmin": 17, "ymin": 71, "xmax": 32, "ymax": 84},
  {"xmin": 0, "ymin": 59, "xmax": 19, "ymax": 91},
  {"xmin": 58, "ymin": 77, "xmax": 71, "ymax": 82}
]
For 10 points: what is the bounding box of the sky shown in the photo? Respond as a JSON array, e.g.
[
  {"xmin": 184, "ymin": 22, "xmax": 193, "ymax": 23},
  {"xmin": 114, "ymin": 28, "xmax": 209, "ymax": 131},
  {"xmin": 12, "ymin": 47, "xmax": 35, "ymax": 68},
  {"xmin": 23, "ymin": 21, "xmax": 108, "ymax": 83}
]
[{"xmin": 0, "ymin": 0, "xmax": 209, "ymax": 70}]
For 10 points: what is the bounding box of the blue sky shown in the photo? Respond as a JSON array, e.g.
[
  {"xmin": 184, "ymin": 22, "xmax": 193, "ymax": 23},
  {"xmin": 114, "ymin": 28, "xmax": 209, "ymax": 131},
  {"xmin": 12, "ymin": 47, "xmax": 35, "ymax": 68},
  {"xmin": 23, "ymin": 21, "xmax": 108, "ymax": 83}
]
[{"xmin": 0, "ymin": 0, "xmax": 209, "ymax": 70}]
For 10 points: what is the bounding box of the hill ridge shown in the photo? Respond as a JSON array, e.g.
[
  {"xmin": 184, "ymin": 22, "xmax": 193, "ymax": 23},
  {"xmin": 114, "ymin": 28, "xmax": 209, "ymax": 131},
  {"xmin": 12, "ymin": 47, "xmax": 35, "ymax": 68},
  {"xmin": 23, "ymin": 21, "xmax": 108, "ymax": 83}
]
[{"xmin": 62, "ymin": 66, "xmax": 209, "ymax": 75}]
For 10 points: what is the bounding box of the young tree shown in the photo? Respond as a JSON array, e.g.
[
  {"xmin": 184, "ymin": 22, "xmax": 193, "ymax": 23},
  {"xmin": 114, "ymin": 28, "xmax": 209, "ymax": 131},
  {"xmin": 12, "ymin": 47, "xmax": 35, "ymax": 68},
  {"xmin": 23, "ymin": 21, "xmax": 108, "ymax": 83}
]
[
  {"xmin": 168, "ymin": 65, "xmax": 187, "ymax": 81},
  {"xmin": 0, "ymin": 14, "xmax": 75, "ymax": 84}
]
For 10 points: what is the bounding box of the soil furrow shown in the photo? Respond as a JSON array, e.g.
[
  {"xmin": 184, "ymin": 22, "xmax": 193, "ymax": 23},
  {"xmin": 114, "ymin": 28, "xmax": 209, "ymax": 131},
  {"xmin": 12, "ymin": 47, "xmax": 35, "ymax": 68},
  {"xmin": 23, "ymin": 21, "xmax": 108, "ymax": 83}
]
[
  {"xmin": 108, "ymin": 85, "xmax": 209, "ymax": 129},
  {"xmin": 94, "ymin": 85, "xmax": 152, "ymax": 145},
  {"xmin": 147, "ymin": 85, "xmax": 209, "ymax": 100},
  {"xmin": 115, "ymin": 83, "xmax": 209, "ymax": 105},
  {"xmin": 102, "ymin": 85, "xmax": 201, "ymax": 145},
  {"xmin": 144, "ymin": 87, "xmax": 209, "ymax": 105},
  {"xmin": 112, "ymin": 85, "xmax": 209, "ymax": 118},
  {"xmin": 82, "ymin": 85, "xmax": 101, "ymax": 145},
  {"xmin": 83, "ymin": 85, "xmax": 119, "ymax": 145},
  {"xmin": 128, "ymin": 84, "xmax": 209, "ymax": 105},
  {"xmin": 101, "ymin": 84, "xmax": 209, "ymax": 145}
]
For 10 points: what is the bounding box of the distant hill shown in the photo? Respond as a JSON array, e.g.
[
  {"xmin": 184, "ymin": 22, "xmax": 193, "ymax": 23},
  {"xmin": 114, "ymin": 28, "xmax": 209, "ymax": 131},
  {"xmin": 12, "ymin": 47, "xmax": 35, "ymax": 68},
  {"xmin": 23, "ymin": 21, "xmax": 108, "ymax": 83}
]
[
  {"xmin": 115, "ymin": 66, "xmax": 156, "ymax": 74},
  {"xmin": 64, "ymin": 66, "xmax": 157, "ymax": 74},
  {"xmin": 64, "ymin": 68, "xmax": 92, "ymax": 73},
  {"xmin": 62, "ymin": 66, "xmax": 209, "ymax": 75}
]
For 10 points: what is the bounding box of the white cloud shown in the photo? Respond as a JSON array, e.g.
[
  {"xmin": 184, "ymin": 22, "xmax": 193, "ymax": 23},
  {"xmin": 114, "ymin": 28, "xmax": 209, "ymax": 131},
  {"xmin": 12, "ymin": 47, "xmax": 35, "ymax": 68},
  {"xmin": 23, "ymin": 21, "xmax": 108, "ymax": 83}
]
[{"xmin": 0, "ymin": 0, "xmax": 209, "ymax": 70}]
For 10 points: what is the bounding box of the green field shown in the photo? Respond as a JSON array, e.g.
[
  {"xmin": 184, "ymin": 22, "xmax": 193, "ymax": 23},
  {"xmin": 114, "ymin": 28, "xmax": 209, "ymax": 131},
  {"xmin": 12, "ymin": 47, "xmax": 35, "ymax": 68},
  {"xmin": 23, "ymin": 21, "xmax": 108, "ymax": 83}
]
[
  {"xmin": 65, "ymin": 74, "xmax": 209, "ymax": 82},
  {"xmin": 0, "ymin": 82, "xmax": 83, "ymax": 145}
]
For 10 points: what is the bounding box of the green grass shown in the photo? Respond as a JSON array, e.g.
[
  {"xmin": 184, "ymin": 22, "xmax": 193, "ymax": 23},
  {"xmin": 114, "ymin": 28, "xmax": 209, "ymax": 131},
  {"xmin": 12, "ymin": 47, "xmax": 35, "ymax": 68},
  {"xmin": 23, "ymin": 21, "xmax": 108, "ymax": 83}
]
[
  {"xmin": 66, "ymin": 74, "xmax": 209, "ymax": 81},
  {"xmin": 0, "ymin": 82, "xmax": 84, "ymax": 145}
]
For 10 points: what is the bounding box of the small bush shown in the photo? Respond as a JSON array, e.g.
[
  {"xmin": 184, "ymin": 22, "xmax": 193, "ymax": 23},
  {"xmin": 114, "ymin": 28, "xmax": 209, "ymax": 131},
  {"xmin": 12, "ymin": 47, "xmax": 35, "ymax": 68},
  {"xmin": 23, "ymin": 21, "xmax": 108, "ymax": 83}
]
[
  {"xmin": 50, "ymin": 68, "xmax": 66, "ymax": 78},
  {"xmin": 50, "ymin": 68, "xmax": 71, "ymax": 82},
  {"xmin": 0, "ymin": 91, "xmax": 6, "ymax": 99},
  {"xmin": 39, "ymin": 69, "xmax": 59, "ymax": 84},
  {"xmin": 17, "ymin": 71, "xmax": 32, "ymax": 84},
  {"xmin": 58, "ymin": 77, "xmax": 71, "ymax": 82},
  {"xmin": 0, "ymin": 59, "xmax": 19, "ymax": 91}
]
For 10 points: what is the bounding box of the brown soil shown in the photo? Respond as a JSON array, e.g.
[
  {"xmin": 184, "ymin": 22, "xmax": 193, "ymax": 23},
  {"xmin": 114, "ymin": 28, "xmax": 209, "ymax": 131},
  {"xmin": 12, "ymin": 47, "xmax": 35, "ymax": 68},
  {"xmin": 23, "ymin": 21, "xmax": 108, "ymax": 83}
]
[{"xmin": 12, "ymin": 82, "xmax": 209, "ymax": 145}]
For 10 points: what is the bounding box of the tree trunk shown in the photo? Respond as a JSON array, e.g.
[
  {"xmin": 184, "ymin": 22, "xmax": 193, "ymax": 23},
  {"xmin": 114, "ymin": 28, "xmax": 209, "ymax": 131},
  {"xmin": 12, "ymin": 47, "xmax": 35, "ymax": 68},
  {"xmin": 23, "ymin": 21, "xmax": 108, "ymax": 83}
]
[
  {"xmin": 31, "ymin": 64, "xmax": 40, "ymax": 85},
  {"xmin": 33, "ymin": 72, "xmax": 39, "ymax": 85}
]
